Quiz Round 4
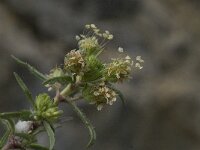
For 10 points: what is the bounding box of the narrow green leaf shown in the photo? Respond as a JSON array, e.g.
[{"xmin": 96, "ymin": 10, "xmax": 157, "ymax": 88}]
[
  {"xmin": 43, "ymin": 76, "xmax": 72, "ymax": 86},
  {"xmin": 0, "ymin": 129, "xmax": 11, "ymax": 148},
  {"xmin": 0, "ymin": 110, "xmax": 32, "ymax": 120},
  {"xmin": 14, "ymin": 72, "xmax": 35, "ymax": 107},
  {"xmin": 43, "ymin": 121, "xmax": 55, "ymax": 150},
  {"xmin": 15, "ymin": 133, "xmax": 34, "ymax": 142},
  {"xmin": 66, "ymin": 99, "xmax": 96, "ymax": 147},
  {"xmin": 32, "ymin": 126, "xmax": 45, "ymax": 136},
  {"xmin": 11, "ymin": 55, "xmax": 47, "ymax": 81},
  {"xmin": 5, "ymin": 119, "xmax": 15, "ymax": 133},
  {"xmin": 28, "ymin": 144, "xmax": 49, "ymax": 150},
  {"xmin": 0, "ymin": 119, "xmax": 14, "ymax": 148}
]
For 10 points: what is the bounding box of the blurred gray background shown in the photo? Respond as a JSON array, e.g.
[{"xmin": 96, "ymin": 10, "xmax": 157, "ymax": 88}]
[{"xmin": 0, "ymin": 0, "xmax": 200, "ymax": 149}]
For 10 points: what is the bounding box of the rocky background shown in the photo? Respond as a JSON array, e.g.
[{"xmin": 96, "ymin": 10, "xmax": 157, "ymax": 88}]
[{"xmin": 0, "ymin": 0, "xmax": 200, "ymax": 149}]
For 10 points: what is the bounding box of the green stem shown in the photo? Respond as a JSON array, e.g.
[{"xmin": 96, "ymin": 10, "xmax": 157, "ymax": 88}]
[
  {"xmin": 60, "ymin": 84, "xmax": 72, "ymax": 97},
  {"xmin": 63, "ymin": 98, "xmax": 96, "ymax": 147},
  {"xmin": 58, "ymin": 80, "xmax": 96, "ymax": 147}
]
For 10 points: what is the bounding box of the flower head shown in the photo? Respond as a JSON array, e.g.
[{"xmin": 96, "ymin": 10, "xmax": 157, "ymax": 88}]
[
  {"xmin": 105, "ymin": 55, "xmax": 133, "ymax": 82},
  {"xmin": 64, "ymin": 49, "xmax": 85, "ymax": 74},
  {"xmin": 83, "ymin": 82, "xmax": 117, "ymax": 110},
  {"xmin": 75, "ymin": 24, "xmax": 114, "ymax": 56},
  {"xmin": 78, "ymin": 36, "xmax": 99, "ymax": 52}
]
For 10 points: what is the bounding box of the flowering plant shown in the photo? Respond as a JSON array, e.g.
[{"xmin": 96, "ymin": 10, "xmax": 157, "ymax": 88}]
[{"xmin": 0, "ymin": 24, "xmax": 143, "ymax": 150}]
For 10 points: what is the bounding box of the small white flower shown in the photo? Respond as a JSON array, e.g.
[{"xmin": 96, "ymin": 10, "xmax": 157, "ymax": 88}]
[
  {"xmin": 125, "ymin": 55, "xmax": 131, "ymax": 60},
  {"xmin": 91, "ymin": 24, "xmax": 96, "ymax": 28},
  {"xmin": 48, "ymin": 87, "xmax": 53, "ymax": 91},
  {"xmin": 94, "ymin": 91, "xmax": 100, "ymax": 96},
  {"xmin": 136, "ymin": 56, "xmax": 144, "ymax": 63},
  {"xmin": 97, "ymin": 104, "xmax": 103, "ymax": 111},
  {"xmin": 75, "ymin": 35, "xmax": 80, "ymax": 41},
  {"xmin": 108, "ymin": 34, "xmax": 113, "ymax": 40},
  {"xmin": 118, "ymin": 47, "xmax": 124, "ymax": 53},
  {"xmin": 105, "ymin": 30, "xmax": 110, "ymax": 34},
  {"xmin": 135, "ymin": 63, "xmax": 143, "ymax": 69},
  {"xmin": 85, "ymin": 24, "xmax": 90, "ymax": 29},
  {"xmin": 15, "ymin": 120, "xmax": 33, "ymax": 133}
]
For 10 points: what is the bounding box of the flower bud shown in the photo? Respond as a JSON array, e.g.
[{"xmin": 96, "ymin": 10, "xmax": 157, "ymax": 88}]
[
  {"xmin": 34, "ymin": 93, "xmax": 63, "ymax": 121},
  {"xmin": 48, "ymin": 67, "xmax": 64, "ymax": 78}
]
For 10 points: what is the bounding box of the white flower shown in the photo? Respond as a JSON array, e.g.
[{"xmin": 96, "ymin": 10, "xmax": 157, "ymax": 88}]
[
  {"xmin": 91, "ymin": 24, "xmax": 96, "ymax": 28},
  {"xmin": 75, "ymin": 35, "xmax": 80, "ymax": 41},
  {"xmin": 85, "ymin": 24, "xmax": 90, "ymax": 29},
  {"xmin": 135, "ymin": 62, "xmax": 143, "ymax": 69},
  {"xmin": 97, "ymin": 104, "xmax": 103, "ymax": 111},
  {"xmin": 136, "ymin": 56, "xmax": 144, "ymax": 63},
  {"xmin": 108, "ymin": 34, "xmax": 113, "ymax": 40},
  {"xmin": 118, "ymin": 47, "xmax": 124, "ymax": 53},
  {"xmin": 15, "ymin": 120, "xmax": 33, "ymax": 133}
]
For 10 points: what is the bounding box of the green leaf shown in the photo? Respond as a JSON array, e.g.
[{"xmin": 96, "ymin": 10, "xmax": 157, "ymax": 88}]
[
  {"xmin": 11, "ymin": 55, "xmax": 47, "ymax": 81},
  {"xmin": 28, "ymin": 144, "xmax": 49, "ymax": 150},
  {"xmin": 66, "ymin": 99, "xmax": 96, "ymax": 147},
  {"xmin": 15, "ymin": 133, "xmax": 34, "ymax": 142},
  {"xmin": 0, "ymin": 119, "xmax": 15, "ymax": 148},
  {"xmin": 107, "ymin": 85, "xmax": 125, "ymax": 106},
  {"xmin": 43, "ymin": 121, "xmax": 55, "ymax": 150},
  {"xmin": 14, "ymin": 72, "xmax": 35, "ymax": 107},
  {"xmin": 0, "ymin": 110, "xmax": 32, "ymax": 120},
  {"xmin": 0, "ymin": 129, "xmax": 11, "ymax": 148},
  {"xmin": 43, "ymin": 76, "xmax": 72, "ymax": 86},
  {"xmin": 5, "ymin": 119, "xmax": 15, "ymax": 133}
]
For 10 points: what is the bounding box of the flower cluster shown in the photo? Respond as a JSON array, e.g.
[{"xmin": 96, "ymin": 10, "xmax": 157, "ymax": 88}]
[
  {"xmin": 62, "ymin": 24, "xmax": 144, "ymax": 110},
  {"xmin": 64, "ymin": 50, "xmax": 85, "ymax": 74},
  {"xmin": 34, "ymin": 93, "xmax": 63, "ymax": 122},
  {"xmin": 104, "ymin": 55, "xmax": 133, "ymax": 82},
  {"xmin": 78, "ymin": 36, "xmax": 99, "ymax": 52},
  {"xmin": 84, "ymin": 24, "xmax": 113, "ymax": 40},
  {"xmin": 83, "ymin": 82, "xmax": 117, "ymax": 111}
]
